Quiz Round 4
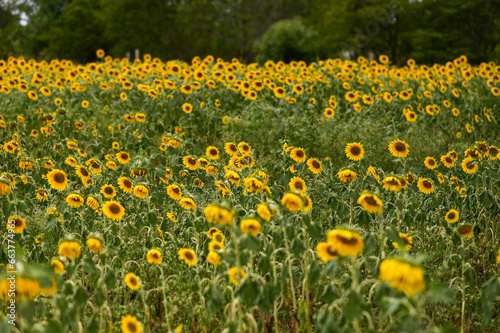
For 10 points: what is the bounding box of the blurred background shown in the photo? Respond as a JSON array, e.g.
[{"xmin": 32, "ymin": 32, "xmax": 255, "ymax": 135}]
[{"xmin": 1, "ymin": 0, "xmax": 499, "ymax": 65}]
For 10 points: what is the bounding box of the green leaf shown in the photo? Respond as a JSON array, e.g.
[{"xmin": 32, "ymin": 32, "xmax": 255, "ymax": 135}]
[
  {"xmin": 237, "ymin": 277, "xmax": 260, "ymax": 306},
  {"xmin": 307, "ymin": 259, "xmax": 320, "ymax": 287},
  {"xmin": 291, "ymin": 238, "xmax": 305, "ymax": 257},
  {"xmin": 427, "ymin": 282, "xmax": 455, "ymax": 304},
  {"xmin": 321, "ymin": 283, "xmax": 338, "ymax": 303},
  {"xmin": 343, "ymin": 289, "xmax": 366, "ymax": 320},
  {"xmin": 104, "ymin": 270, "xmax": 116, "ymax": 289},
  {"xmin": 74, "ymin": 286, "xmax": 88, "ymax": 306}
]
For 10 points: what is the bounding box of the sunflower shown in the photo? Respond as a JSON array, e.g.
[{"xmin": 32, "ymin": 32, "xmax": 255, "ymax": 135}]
[
  {"xmin": 215, "ymin": 181, "xmax": 230, "ymax": 197},
  {"xmin": 208, "ymin": 240, "xmax": 225, "ymax": 252},
  {"xmin": 7, "ymin": 216, "xmax": 26, "ymax": 234},
  {"xmin": 441, "ymin": 155, "xmax": 454, "ymax": 168},
  {"xmin": 307, "ymin": 158, "xmax": 322, "ymax": 174},
  {"xmin": 289, "ymin": 176, "xmax": 306, "ymax": 194},
  {"xmin": 281, "ymin": 192, "xmax": 303, "ymax": 212},
  {"xmin": 204, "ymin": 205, "xmax": 234, "ymax": 226},
  {"xmin": 326, "ymin": 229, "xmax": 364, "ymax": 257},
  {"xmin": 225, "ymin": 170, "xmax": 242, "ymax": 186},
  {"xmin": 66, "ymin": 194, "xmax": 84, "ymax": 208},
  {"xmin": 461, "ymin": 157, "xmax": 478, "ymax": 174},
  {"xmin": 167, "ymin": 212, "xmax": 177, "ymax": 223},
  {"xmin": 345, "ymin": 142, "xmax": 364, "ymax": 161},
  {"xmin": 118, "ymin": 177, "xmax": 134, "ymax": 194},
  {"xmin": 273, "ymin": 86, "xmax": 286, "ymax": 98},
  {"xmin": 378, "ymin": 259, "xmax": 425, "ymax": 296},
  {"xmin": 47, "ymin": 169, "xmax": 68, "ymax": 191},
  {"xmin": 240, "ymin": 218, "xmax": 261, "ymax": 237},
  {"xmin": 207, "ymin": 251, "xmax": 221, "ymax": 266},
  {"xmin": 124, "ymin": 273, "xmax": 141, "ymax": 291},
  {"xmin": 75, "ymin": 165, "xmax": 90, "ymax": 181},
  {"xmin": 182, "ymin": 103, "xmax": 193, "ymax": 114},
  {"xmin": 35, "ymin": 189, "xmax": 48, "ymax": 201},
  {"xmin": 180, "ymin": 84, "xmax": 193, "ymax": 94},
  {"xmin": 392, "ymin": 233, "xmax": 413, "ymax": 250},
  {"xmin": 324, "ymin": 108, "xmax": 335, "ymax": 118},
  {"xmin": 458, "ymin": 225, "xmax": 473, "ymax": 239},
  {"xmin": 103, "ymin": 201, "xmax": 125, "ymax": 221},
  {"xmin": 121, "ymin": 315, "xmax": 143, "ymax": 333},
  {"xmin": 116, "ymin": 152, "xmax": 131, "ymax": 164},
  {"xmin": 86, "ymin": 196, "xmax": 99, "ymax": 210},
  {"xmin": 179, "ymin": 197, "xmax": 196, "ymax": 210},
  {"xmin": 388, "ymin": 139, "xmax": 410, "ymax": 158},
  {"xmin": 167, "ymin": 184, "xmax": 182, "ymax": 201},
  {"xmin": 383, "ymin": 176, "xmax": 401, "ymax": 192},
  {"xmin": 303, "ymin": 195, "xmax": 313, "ymax": 212},
  {"xmin": 337, "ymin": 169, "xmax": 357, "ymax": 183},
  {"xmin": 206, "ymin": 146, "xmax": 219, "ymax": 160},
  {"xmin": 146, "ymin": 248, "xmax": 162, "ymax": 265},
  {"xmin": 86, "ymin": 237, "xmax": 103, "ymax": 254},
  {"xmin": 178, "ymin": 248, "xmax": 197, "ymax": 266},
  {"xmin": 290, "ymin": 148, "xmax": 306, "ymax": 163},
  {"xmin": 135, "ymin": 113, "xmax": 146, "ymax": 122},
  {"xmin": 58, "ymin": 241, "xmax": 81, "ymax": 259},
  {"xmin": 357, "ymin": 191, "xmax": 383, "ymax": 214},
  {"xmin": 256, "ymin": 204, "xmax": 271, "ymax": 221},
  {"xmin": 238, "ymin": 142, "xmax": 251, "ymax": 154},
  {"xmin": 183, "ymin": 156, "xmax": 198, "ymax": 170},
  {"xmin": 316, "ymin": 242, "xmax": 340, "ymax": 262},
  {"xmin": 50, "ymin": 259, "xmax": 64, "ymax": 274},
  {"xmin": 100, "ymin": 184, "xmax": 116, "ymax": 198},
  {"xmin": 424, "ymin": 157, "xmax": 437, "ymax": 169},
  {"xmin": 228, "ymin": 267, "xmax": 247, "ymax": 286},
  {"xmin": 445, "ymin": 209, "xmax": 459, "ymax": 223},
  {"xmin": 224, "ymin": 142, "xmax": 239, "ymax": 156},
  {"xmin": 417, "ymin": 177, "xmax": 434, "ymax": 194},
  {"xmin": 133, "ymin": 185, "xmax": 149, "ymax": 199},
  {"xmin": 367, "ymin": 166, "xmax": 380, "ymax": 183}
]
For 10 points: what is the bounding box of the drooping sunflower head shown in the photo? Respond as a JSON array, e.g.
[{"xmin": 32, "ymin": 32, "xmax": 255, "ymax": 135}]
[
  {"xmin": 316, "ymin": 242, "xmax": 340, "ymax": 263},
  {"xmin": 133, "ymin": 185, "xmax": 149, "ymax": 199},
  {"xmin": 383, "ymin": 176, "xmax": 402, "ymax": 192},
  {"xmin": 66, "ymin": 193, "xmax": 84, "ymax": 208},
  {"xmin": 337, "ymin": 169, "xmax": 357, "ymax": 183},
  {"xmin": 240, "ymin": 218, "xmax": 261, "ymax": 237},
  {"xmin": 281, "ymin": 192, "xmax": 303, "ymax": 212},
  {"xmin": 357, "ymin": 191, "xmax": 383, "ymax": 214},
  {"xmin": 458, "ymin": 224, "xmax": 473, "ymax": 239},
  {"xmin": 461, "ymin": 157, "xmax": 478, "ymax": 174},
  {"xmin": 326, "ymin": 228, "xmax": 364, "ymax": 257}
]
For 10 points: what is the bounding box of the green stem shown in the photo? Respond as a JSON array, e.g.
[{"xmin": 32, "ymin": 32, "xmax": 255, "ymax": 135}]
[{"xmin": 159, "ymin": 265, "xmax": 171, "ymax": 331}]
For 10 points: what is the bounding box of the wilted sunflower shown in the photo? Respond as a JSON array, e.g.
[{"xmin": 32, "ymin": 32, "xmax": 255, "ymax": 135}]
[
  {"xmin": 118, "ymin": 177, "xmax": 134, "ymax": 193},
  {"xmin": 116, "ymin": 152, "xmax": 131, "ymax": 164},
  {"xmin": 179, "ymin": 197, "xmax": 196, "ymax": 210},
  {"xmin": 458, "ymin": 225, "xmax": 473, "ymax": 238},
  {"xmin": 124, "ymin": 273, "xmax": 141, "ymax": 290},
  {"xmin": 121, "ymin": 315, "xmax": 143, "ymax": 333},
  {"xmin": 206, "ymin": 146, "xmax": 219, "ymax": 160},
  {"xmin": 47, "ymin": 169, "xmax": 68, "ymax": 191},
  {"xmin": 307, "ymin": 158, "xmax": 322, "ymax": 174},
  {"xmin": 167, "ymin": 184, "xmax": 182, "ymax": 201},
  {"xmin": 445, "ymin": 209, "xmax": 459, "ymax": 223},
  {"xmin": 378, "ymin": 258, "xmax": 425, "ymax": 296},
  {"xmin": 256, "ymin": 204, "xmax": 271, "ymax": 221},
  {"xmin": 183, "ymin": 156, "xmax": 198, "ymax": 170},
  {"xmin": 7, "ymin": 216, "xmax": 26, "ymax": 234},
  {"xmin": 167, "ymin": 212, "xmax": 177, "ymax": 222},
  {"xmin": 133, "ymin": 185, "xmax": 149, "ymax": 199},
  {"xmin": 225, "ymin": 170, "xmax": 242, "ymax": 186},
  {"xmin": 388, "ymin": 139, "xmax": 410, "ymax": 158},
  {"xmin": 383, "ymin": 176, "xmax": 401, "ymax": 192},
  {"xmin": 178, "ymin": 248, "xmax": 197, "ymax": 266},
  {"xmin": 66, "ymin": 194, "xmax": 84, "ymax": 208},
  {"xmin": 209, "ymin": 240, "xmax": 225, "ymax": 252},
  {"xmin": 289, "ymin": 176, "xmax": 307, "ymax": 194},
  {"xmin": 281, "ymin": 192, "xmax": 303, "ymax": 212},
  {"xmin": 345, "ymin": 142, "xmax": 364, "ymax": 161},
  {"xmin": 290, "ymin": 148, "xmax": 306, "ymax": 163},
  {"xmin": 240, "ymin": 218, "xmax": 261, "ymax": 237},
  {"xmin": 417, "ymin": 177, "xmax": 434, "ymax": 194},
  {"xmin": 102, "ymin": 201, "xmax": 125, "ymax": 221},
  {"xmin": 326, "ymin": 229, "xmax": 364, "ymax": 257},
  {"xmin": 424, "ymin": 157, "xmax": 437, "ymax": 170},
  {"xmin": 100, "ymin": 184, "xmax": 116, "ymax": 198},
  {"xmin": 51, "ymin": 259, "xmax": 64, "ymax": 274},
  {"xmin": 461, "ymin": 157, "xmax": 478, "ymax": 174},
  {"xmin": 337, "ymin": 169, "xmax": 357, "ymax": 183},
  {"xmin": 357, "ymin": 191, "xmax": 383, "ymax": 214}
]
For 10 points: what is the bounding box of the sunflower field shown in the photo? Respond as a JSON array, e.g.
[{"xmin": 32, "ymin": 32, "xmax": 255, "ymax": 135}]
[{"xmin": 0, "ymin": 52, "xmax": 500, "ymax": 333}]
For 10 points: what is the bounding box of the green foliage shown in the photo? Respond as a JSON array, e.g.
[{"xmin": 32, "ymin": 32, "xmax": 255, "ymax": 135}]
[{"xmin": 254, "ymin": 18, "xmax": 318, "ymax": 63}]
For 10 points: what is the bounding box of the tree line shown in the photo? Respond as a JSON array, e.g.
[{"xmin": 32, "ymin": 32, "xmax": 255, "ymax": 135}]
[{"xmin": 1, "ymin": 0, "xmax": 499, "ymax": 64}]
